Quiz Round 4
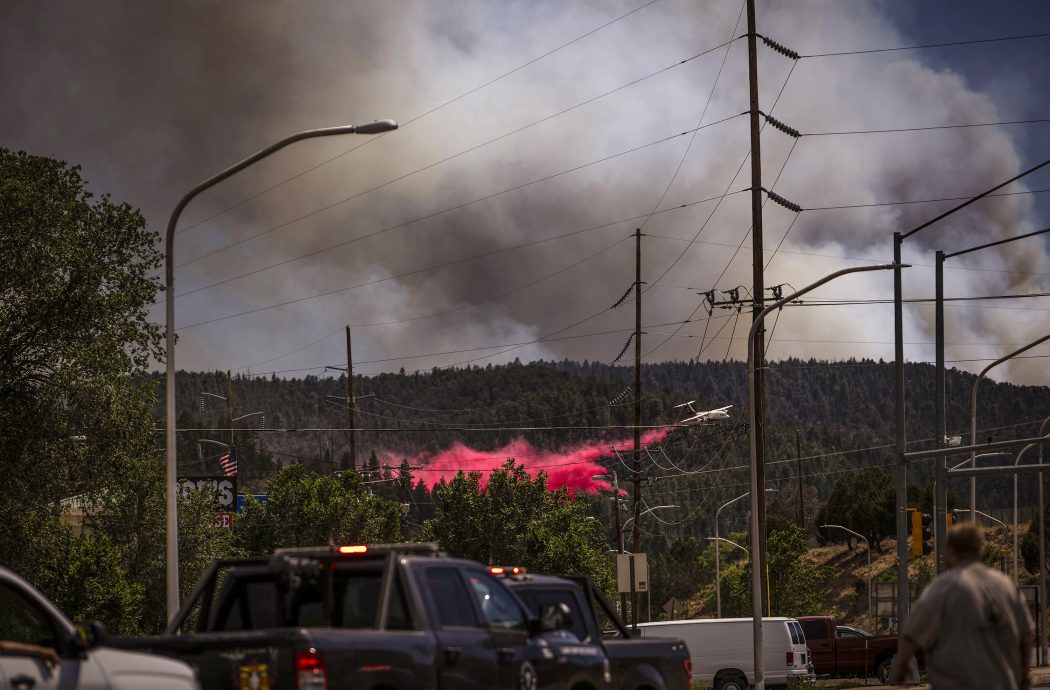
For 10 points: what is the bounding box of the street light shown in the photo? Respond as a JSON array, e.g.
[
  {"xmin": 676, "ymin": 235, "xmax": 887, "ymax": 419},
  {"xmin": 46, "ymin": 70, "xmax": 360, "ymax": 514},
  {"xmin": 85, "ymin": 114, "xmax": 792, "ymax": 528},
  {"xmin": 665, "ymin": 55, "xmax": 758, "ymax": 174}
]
[
  {"xmin": 952, "ymin": 509, "xmax": 1008, "ymax": 530},
  {"xmin": 821, "ymin": 524, "xmax": 871, "ymax": 619},
  {"xmin": 715, "ymin": 489, "xmax": 776, "ymax": 618},
  {"xmin": 749, "ymin": 263, "xmax": 902, "ymax": 690},
  {"xmin": 969, "ymin": 333, "xmax": 1050, "ymax": 522},
  {"xmin": 622, "ymin": 504, "xmax": 678, "ymax": 534},
  {"xmin": 1013, "ymin": 420, "xmax": 1050, "ymax": 584},
  {"xmin": 164, "ymin": 119, "xmax": 398, "ymax": 623}
]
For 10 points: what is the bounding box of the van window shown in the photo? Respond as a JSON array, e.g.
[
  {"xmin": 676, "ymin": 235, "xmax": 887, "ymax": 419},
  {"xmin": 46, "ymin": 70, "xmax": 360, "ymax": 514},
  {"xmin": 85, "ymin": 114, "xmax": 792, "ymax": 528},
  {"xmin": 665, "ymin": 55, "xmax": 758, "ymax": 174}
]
[
  {"xmin": 788, "ymin": 621, "xmax": 805, "ymax": 644},
  {"xmin": 802, "ymin": 619, "xmax": 827, "ymax": 641}
]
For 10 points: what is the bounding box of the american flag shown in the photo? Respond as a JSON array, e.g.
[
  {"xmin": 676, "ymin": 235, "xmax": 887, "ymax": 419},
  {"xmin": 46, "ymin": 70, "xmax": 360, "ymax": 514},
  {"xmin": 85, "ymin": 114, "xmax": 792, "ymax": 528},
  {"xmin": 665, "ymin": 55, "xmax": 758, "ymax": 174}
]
[{"xmin": 219, "ymin": 446, "xmax": 238, "ymax": 477}]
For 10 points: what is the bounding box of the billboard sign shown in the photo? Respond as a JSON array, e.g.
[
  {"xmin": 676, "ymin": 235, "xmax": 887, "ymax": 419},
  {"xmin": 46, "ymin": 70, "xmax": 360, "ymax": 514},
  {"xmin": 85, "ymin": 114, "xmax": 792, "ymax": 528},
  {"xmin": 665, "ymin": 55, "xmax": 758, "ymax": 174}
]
[{"xmin": 179, "ymin": 476, "xmax": 237, "ymax": 512}]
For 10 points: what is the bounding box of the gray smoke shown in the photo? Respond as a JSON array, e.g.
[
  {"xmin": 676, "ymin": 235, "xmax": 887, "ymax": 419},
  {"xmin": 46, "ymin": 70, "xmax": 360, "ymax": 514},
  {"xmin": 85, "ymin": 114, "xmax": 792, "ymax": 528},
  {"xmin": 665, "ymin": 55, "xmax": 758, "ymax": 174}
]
[{"xmin": 2, "ymin": 0, "xmax": 1046, "ymax": 383}]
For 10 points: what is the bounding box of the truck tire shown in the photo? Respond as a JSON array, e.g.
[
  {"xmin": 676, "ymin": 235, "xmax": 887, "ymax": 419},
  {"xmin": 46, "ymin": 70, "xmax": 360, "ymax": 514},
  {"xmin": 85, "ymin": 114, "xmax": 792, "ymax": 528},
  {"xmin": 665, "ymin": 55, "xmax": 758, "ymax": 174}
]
[
  {"xmin": 875, "ymin": 655, "xmax": 895, "ymax": 684},
  {"xmin": 715, "ymin": 675, "xmax": 747, "ymax": 690}
]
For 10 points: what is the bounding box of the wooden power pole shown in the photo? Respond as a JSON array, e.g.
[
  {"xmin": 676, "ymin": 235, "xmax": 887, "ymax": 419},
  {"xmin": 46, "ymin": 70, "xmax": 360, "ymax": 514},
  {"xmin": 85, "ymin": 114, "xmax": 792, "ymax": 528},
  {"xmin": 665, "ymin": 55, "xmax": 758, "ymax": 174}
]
[
  {"xmin": 345, "ymin": 325, "xmax": 356, "ymax": 473},
  {"xmin": 631, "ymin": 228, "xmax": 643, "ymax": 629}
]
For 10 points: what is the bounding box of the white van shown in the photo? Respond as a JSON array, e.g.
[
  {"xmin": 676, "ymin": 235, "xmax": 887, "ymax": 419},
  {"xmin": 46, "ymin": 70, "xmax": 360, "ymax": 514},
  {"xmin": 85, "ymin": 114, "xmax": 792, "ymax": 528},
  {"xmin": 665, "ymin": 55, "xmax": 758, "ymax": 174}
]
[{"xmin": 638, "ymin": 617, "xmax": 813, "ymax": 690}]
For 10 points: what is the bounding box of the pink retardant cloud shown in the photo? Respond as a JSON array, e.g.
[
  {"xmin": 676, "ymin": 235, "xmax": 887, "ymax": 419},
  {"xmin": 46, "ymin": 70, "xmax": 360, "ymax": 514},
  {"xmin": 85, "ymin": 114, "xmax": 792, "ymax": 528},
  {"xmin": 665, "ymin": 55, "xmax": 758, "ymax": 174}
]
[{"xmin": 380, "ymin": 427, "xmax": 672, "ymax": 495}]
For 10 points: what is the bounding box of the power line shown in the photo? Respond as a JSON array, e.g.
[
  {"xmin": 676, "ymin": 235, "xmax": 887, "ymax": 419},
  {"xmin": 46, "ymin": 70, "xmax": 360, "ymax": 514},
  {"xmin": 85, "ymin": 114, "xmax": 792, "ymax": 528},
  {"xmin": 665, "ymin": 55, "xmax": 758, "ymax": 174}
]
[
  {"xmin": 173, "ymin": 0, "xmax": 664, "ymax": 236},
  {"xmin": 801, "ymin": 30, "xmax": 1050, "ymax": 58},
  {"xmin": 803, "ymin": 117, "xmax": 1050, "ymax": 137},
  {"xmin": 174, "ymin": 46, "xmax": 745, "ymax": 271},
  {"xmin": 175, "ymin": 115, "xmax": 744, "ymax": 305}
]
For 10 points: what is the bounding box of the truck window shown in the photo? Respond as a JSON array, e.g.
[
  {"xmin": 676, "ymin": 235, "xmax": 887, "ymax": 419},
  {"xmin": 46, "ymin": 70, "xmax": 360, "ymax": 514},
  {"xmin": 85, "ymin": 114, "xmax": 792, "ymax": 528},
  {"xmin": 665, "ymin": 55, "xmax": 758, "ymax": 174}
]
[
  {"xmin": 424, "ymin": 567, "xmax": 480, "ymax": 628},
  {"xmin": 0, "ymin": 582, "xmax": 58, "ymax": 648},
  {"xmin": 515, "ymin": 589, "xmax": 588, "ymax": 641},
  {"xmin": 333, "ymin": 569, "xmax": 414, "ymax": 630},
  {"xmin": 465, "ymin": 571, "xmax": 526, "ymax": 631},
  {"xmin": 213, "ymin": 577, "xmax": 282, "ymax": 631},
  {"xmin": 802, "ymin": 619, "xmax": 827, "ymax": 641}
]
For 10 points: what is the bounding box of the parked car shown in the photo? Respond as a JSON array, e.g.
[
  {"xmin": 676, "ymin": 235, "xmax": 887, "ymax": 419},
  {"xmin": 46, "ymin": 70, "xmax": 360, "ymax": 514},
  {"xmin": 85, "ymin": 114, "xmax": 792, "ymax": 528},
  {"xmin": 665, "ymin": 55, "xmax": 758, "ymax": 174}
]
[
  {"xmin": 109, "ymin": 543, "xmax": 610, "ymax": 690},
  {"xmin": 795, "ymin": 615, "xmax": 898, "ymax": 683},
  {"xmin": 494, "ymin": 568, "xmax": 691, "ymax": 690},
  {"xmin": 0, "ymin": 566, "xmax": 200, "ymax": 690},
  {"xmin": 636, "ymin": 617, "xmax": 813, "ymax": 690}
]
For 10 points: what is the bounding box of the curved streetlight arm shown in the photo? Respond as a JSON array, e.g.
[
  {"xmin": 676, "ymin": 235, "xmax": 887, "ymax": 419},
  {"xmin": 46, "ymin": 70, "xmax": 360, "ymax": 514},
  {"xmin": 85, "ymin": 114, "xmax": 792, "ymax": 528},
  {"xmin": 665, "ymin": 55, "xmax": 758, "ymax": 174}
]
[
  {"xmin": 953, "ymin": 509, "xmax": 1008, "ymax": 530},
  {"xmin": 820, "ymin": 524, "xmax": 868, "ymax": 546},
  {"xmin": 950, "ymin": 451, "xmax": 1010, "ymax": 471},
  {"xmin": 748, "ymin": 263, "xmax": 903, "ymax": 687},
  {"xmin": 970, "ymin": 333, "xmax": 1050, "ymax": 518},
  {"xmin": 232, "ymin": 411, "xmax": 264, "ymax": 423},
  {"xmin": 707, "ymin": 536, "xmax": 749, "ymax": 555},
  {"xmin": 622, "ymin": 504, "xmax": 678, "ymax": 532},
  {"xmin": 164, "ymin": 119, "xmax": 398, "ymax": 624}
]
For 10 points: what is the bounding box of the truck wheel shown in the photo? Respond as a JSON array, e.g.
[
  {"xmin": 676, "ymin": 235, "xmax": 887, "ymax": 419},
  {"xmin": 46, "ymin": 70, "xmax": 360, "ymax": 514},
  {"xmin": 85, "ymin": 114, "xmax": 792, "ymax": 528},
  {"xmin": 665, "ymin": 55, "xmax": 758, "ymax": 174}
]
[
  {"xmin": 716, "ymin": 675, "xmax": 747, "ymax": 690},
  {"xmin": 875, "ymin": 656, "xmax": 894, "ymax": 684}
]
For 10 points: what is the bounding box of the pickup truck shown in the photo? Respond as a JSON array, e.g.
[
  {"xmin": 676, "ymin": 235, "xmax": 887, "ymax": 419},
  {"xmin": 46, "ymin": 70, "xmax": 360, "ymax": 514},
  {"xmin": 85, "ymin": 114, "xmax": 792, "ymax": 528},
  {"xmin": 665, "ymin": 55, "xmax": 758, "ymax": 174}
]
[
  {"xmin": 494, "ymin": 569, "xmax": 690, "ymax": 690},
  {"xmin": 0, "ymin": 566, "xmax": 200, "ymax": 690},
  {"xmin": 110, "ymin": 543, "xmax": 610, "ymax": 690},
  {"xmin": 796, "ymin": 616, "xmax": 898, "ymax": 683}
]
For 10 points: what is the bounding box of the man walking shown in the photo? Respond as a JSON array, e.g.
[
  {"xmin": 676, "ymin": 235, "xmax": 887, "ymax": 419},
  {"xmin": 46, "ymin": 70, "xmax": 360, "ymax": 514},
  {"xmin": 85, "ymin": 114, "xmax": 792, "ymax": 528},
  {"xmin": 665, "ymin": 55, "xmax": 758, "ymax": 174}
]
[{"xmin": 890, "ymin": 522, "xmax": 1034, "ymax": 690}]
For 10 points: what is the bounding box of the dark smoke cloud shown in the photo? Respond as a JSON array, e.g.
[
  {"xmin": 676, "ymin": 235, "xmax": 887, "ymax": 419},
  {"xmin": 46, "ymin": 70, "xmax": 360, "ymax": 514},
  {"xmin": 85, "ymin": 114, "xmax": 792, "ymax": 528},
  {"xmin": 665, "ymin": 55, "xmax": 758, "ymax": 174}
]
[{"xmin": 2, "ymin": 0, "xmax": 1047, "ymax": 384}]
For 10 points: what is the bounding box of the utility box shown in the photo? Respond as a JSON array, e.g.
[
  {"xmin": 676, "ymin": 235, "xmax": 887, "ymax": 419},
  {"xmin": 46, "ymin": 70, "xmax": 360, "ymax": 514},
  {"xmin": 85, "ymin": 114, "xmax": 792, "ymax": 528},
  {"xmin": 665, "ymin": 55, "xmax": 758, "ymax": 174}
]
[{"xmin": 616, "ymin": 553, "xmax": 648, "ymax": 593}]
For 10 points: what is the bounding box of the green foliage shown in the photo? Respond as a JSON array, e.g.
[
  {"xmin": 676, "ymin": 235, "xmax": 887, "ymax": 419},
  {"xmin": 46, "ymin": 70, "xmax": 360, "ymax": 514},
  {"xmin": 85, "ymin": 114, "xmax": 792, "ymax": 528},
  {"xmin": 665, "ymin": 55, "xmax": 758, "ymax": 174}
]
[
  {"xmin": 421, "ymin": 461, "xmax": 613, "ymax": 592},
  {"xmin": 1022, "ymin": 509, "xmax": 1048, "ymax": 575},
  {"xmin": 717, "ymin": 525, "xmax": 828, "ymax": 618},
  {"xmin": 233, "ymin": 465, "xmax": 402, "ymax": 554},
  {"xmin": 19, "ymin": 520, "xmax": 144, "ymax": 635},
  {"xmin": 816, "ymin": 468, "xmax": 896, "ymax": 551},
  {"xmin": 649, "ymin": 537, "xmax": 705, "ymax": 618}
]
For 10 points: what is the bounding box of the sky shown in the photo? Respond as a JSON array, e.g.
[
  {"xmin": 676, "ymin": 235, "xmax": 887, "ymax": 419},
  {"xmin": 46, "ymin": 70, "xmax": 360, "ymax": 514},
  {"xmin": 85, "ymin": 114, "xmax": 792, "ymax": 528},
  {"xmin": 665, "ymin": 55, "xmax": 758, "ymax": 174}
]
[{"xmin": 3, "ymin": 0, "xmax": 1050, "ymax": 386}]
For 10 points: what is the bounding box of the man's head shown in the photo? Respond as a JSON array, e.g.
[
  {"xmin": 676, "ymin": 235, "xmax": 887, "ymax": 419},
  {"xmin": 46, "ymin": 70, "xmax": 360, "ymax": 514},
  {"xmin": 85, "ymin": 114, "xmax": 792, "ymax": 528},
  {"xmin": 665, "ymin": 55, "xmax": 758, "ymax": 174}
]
[{"xmin": 945, "ymin": 522, "xmax": 984, "ymax": 568}]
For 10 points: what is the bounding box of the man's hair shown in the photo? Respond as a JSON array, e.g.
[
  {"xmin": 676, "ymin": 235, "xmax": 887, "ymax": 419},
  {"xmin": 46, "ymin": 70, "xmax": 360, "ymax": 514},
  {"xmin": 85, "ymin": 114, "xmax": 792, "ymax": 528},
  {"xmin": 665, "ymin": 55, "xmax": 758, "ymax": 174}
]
[{"xmin": 946, "ymin": 522, "xmax": 984, "ymax": 560}]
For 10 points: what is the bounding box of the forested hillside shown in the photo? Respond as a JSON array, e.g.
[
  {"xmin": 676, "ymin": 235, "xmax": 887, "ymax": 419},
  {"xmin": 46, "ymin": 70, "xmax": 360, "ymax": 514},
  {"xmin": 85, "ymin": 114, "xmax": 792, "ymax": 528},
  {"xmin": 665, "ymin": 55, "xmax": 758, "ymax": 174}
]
[{"xmin": 161, "ymin": 358, "xmax": 1050, "ymax": 545}]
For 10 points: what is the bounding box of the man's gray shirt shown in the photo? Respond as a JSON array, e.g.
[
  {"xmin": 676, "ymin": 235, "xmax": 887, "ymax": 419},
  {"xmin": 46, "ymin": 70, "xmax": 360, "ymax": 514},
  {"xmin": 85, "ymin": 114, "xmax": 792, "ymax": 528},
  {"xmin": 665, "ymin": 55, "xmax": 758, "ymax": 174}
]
[{"xmin": 903, "ymin": 562, "xmax": 1034, "ymax": 690}]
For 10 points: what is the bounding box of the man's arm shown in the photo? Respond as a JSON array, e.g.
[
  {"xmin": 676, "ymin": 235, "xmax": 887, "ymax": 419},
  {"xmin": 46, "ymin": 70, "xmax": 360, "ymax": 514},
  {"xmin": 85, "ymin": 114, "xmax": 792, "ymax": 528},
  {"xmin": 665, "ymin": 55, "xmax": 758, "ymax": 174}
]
[
  {"xmin": 889, "ymin": 635, "xmax": 920, "ymax": 685},
  {"xmin": 0, "ymin": 640, "xmax": 60, "ymax": 667}
]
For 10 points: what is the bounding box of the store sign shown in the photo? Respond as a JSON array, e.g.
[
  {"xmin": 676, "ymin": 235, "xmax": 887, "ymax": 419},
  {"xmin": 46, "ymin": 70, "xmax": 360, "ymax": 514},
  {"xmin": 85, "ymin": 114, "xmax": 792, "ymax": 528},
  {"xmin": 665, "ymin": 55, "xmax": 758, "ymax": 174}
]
[{"xmin": 178, "ymin": 476, "xmax": 237, "ymax": 511}]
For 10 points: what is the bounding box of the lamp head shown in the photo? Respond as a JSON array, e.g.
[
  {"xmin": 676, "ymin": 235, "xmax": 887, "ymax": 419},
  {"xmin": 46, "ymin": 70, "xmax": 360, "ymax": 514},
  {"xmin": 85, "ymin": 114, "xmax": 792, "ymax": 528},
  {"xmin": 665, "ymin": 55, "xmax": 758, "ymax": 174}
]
[{"xmin": 353, "ymin": 119, "xmax": 398, "ymax": 134}]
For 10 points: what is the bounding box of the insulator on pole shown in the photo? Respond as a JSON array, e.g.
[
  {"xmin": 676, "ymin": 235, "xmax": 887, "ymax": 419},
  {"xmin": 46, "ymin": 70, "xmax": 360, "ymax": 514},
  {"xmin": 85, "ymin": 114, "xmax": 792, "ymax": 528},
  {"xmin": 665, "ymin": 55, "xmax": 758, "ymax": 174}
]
[
  {"xmin": 760, "ymin": 34, "xmax": 800, "ymax": 60},
  {"xmin": 612, "ymin": 333, "xmax": 635, "ymax": 364},
  {"xmin": 610, "ymin": 283, "xmax": 634, "ymax": 309},
  {"xmin": 762, "ymin": 113, "xmax": 801, "ymax": 138},
  {"xmin": 763, "ymin": 188, "xmax": 803, "ymax": 213}
]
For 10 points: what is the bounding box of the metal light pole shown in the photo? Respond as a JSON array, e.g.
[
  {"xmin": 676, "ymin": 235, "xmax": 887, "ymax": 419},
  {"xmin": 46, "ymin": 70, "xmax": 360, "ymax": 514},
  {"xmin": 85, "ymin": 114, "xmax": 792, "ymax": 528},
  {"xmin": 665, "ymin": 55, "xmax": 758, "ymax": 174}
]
[
  {"xmin": 749, "ymin": 263, "xmax": 902, "ymax": 690},
  {"xmin": 1013, "ymin": 421, "xmax": 1050, "ymax": 585},
  {"xmin": 164, "ymin": 119, "xmax": 397, "ymax": 622},
  {"xmin": 715, "ymin": 489, "xmax": 775, "ymax": 618},
  {"xmin": 953, "ymin": 509, "xmax": 1009, "ymax": 530},
  {"xmin": 970, "ymin": 334, "xmax": 1050, "ymax": 521},
  {"xmin": 821, "ymin": 524, "xmax": 872, "ymax": 619}
]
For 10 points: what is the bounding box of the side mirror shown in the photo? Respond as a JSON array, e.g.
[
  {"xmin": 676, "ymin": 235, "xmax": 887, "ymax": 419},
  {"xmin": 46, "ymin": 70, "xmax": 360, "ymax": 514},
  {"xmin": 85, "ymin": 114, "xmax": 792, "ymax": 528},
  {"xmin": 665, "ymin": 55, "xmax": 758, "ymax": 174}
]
[
  {"xmin": 74, "ymin": 620, "xmax": 108, "ymax": 651},
  {"xmin": 539, "ymin": 602, "xmax": 574, "ymax": 633}
]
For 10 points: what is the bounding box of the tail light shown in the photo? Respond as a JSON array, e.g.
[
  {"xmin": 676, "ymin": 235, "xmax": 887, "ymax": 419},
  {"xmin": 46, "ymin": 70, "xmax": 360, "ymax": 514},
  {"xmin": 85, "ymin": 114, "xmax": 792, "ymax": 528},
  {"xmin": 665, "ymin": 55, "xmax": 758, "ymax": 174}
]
[
  {"xmin": 296, "ymin": 648, "xmax": 327, "ymax": 690},
  {"xmin": 786, "ymin": 652, "xmax": 795, "ymax": 666},
  {"xmin": 683, "ymin": 658, "xmax": 693, "ymax": 677}
]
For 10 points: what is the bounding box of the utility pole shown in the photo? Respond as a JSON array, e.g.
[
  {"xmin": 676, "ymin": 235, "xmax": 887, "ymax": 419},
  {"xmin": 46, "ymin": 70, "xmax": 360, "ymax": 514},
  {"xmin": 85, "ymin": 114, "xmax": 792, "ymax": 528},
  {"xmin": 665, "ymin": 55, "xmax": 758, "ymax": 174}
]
[
  {"xmin": 746, "ymin": 1, "xmax": 768, "ymax": 687},
  {"xmin": 934, "ymin": 251, "xmax": 948, "ymax": 573},
  {"xmin": 346, "ymin": 325, "xmax": 357, "ymax": 473},
  {"xmin": 631, "ymin": 227, "xmax": 643, "ymax": 630},
  {"xmin": 611, "ymin": 469, "xmax": 627, "ymax": 621},
  {"xmin": 796, "ymin": 428, "xmax": 804, "ymax": 528},
  {"xmin": 226, "ymin": 370, "xmax": 234, "ymax": 449},
  {"xmin": 893, "ymin": 232, "xmax": 910, "ymax": 627}
]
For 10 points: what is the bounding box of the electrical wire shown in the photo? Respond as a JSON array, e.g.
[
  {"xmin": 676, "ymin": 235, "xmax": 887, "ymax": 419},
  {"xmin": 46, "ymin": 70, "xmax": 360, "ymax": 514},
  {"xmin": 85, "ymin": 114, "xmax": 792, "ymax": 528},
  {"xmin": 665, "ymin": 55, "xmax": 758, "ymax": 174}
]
[
  {"xmin": 803, "ymin": 117, "xmax": 1050, "ymax": 137},
  {"xmin": 173, "ymin": 0, "xmax": 665, "ymax": 236},
  {"xmin": 175, "ymin": 47, "xmax": 745, "ymax": 271},
  {"xmin": 801, "ymin": 30, "xmax": 1050, "ymax": 58}
]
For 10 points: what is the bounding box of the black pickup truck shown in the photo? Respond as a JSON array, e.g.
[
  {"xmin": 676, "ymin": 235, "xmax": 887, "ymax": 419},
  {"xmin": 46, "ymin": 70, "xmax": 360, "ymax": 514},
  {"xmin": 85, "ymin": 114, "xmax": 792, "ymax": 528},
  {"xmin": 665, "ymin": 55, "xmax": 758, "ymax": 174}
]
[
  {"xmin": 496, "ymin": 569, "xmax": 691, "ymax": 690},
  {"xmin": 112, "ymin": 543, "xmax": 610, "ymax": 690}
]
